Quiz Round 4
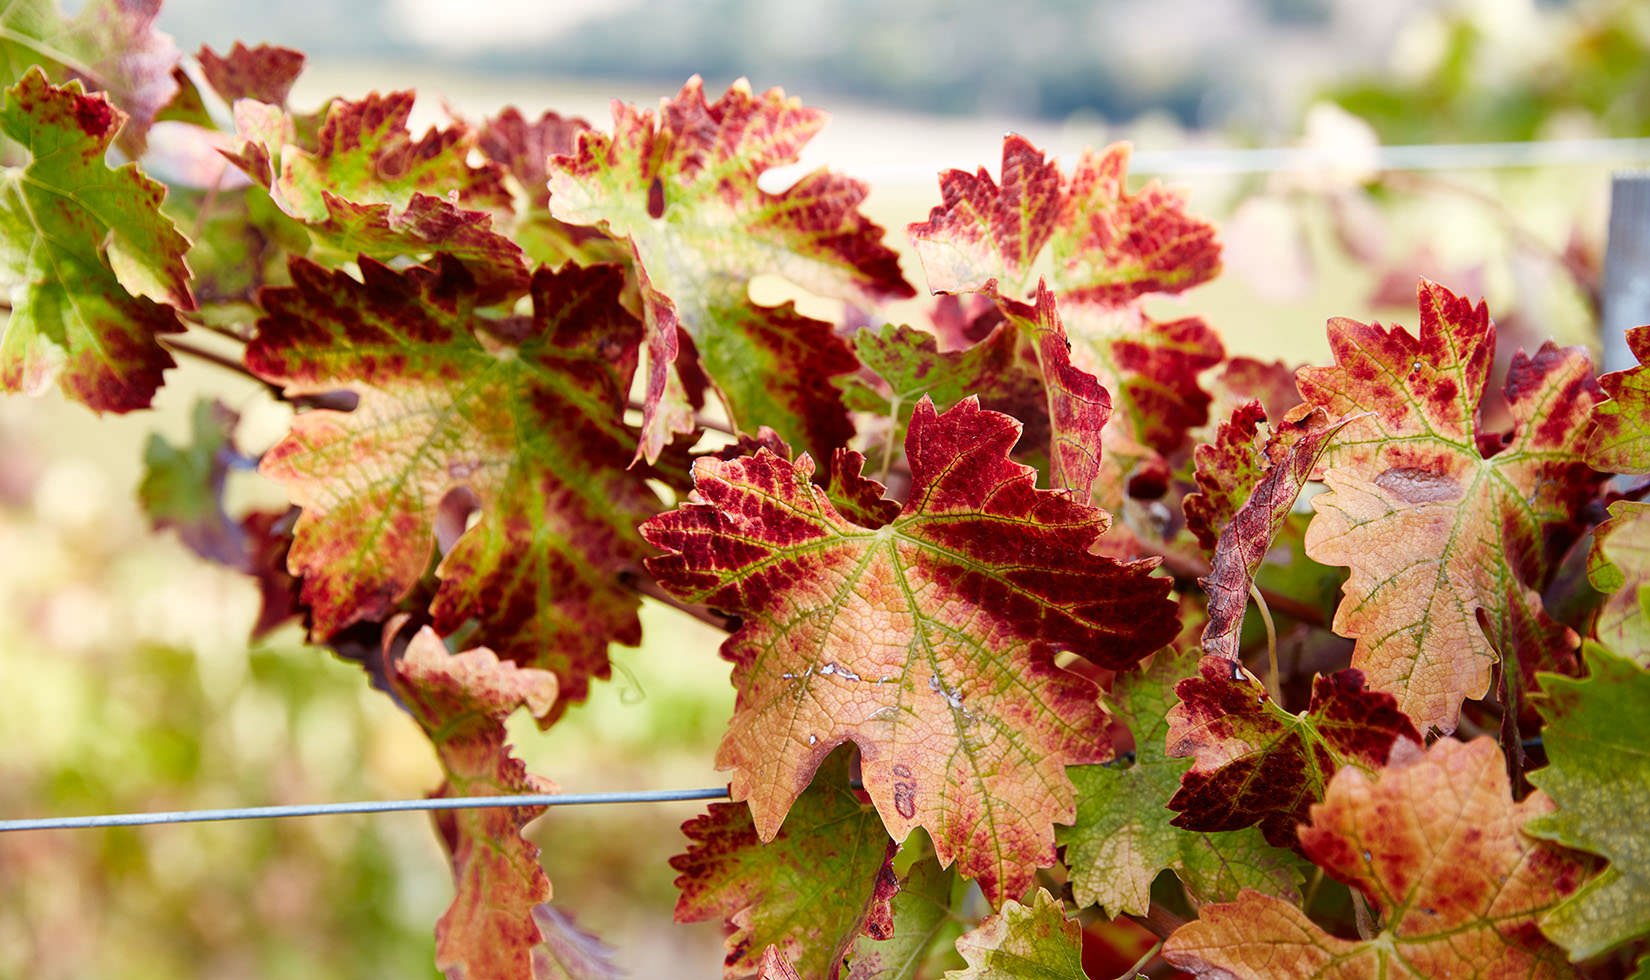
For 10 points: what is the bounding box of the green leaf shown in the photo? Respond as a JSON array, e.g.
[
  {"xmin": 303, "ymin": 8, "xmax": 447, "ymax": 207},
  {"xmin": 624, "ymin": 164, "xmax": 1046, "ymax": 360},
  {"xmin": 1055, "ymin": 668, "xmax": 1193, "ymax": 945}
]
[
  {"xmin": 672, "ymin": 750, "xmax": 898, "ymax": 980},
  {"xmin": 1526, "ymin": 642, "xmax": 1650, "ymax": 961},
  {"xmin": 139, "ymin": 398, "xmax": 245, "ymax": 566},
  {"xmin": 944, "ymin": 889, "xmax": 1083, "ymax": 980},
  {"xmin": 1588, "ymin": 501, "xmax": 1650, "ymax": 664},
  {"xmin": 0, "ymin": 67, "xmax": 190, "ymax": 411},
  {"xmin": 1060, "ymin": 644, "xmax": 1304, "ymax": 917}
]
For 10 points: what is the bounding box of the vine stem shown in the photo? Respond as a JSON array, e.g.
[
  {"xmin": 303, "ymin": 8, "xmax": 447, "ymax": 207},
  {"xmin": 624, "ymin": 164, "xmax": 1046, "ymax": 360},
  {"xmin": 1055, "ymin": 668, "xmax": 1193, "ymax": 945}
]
[
  {"xmin": 1125, "ymin": 902, "xmax": 1187, "ymax": 940},
  {"xmin": 163, "ymin": 337, "xmax": 278, "ymax": 392},
  {"xmin": 619, "ymin": 570, "xmax": 737, "ymax": 633},
  {"xmin": 1249, "ymin": 583, "xmax": 1280, "ymax": 702},
  {"xmin": 1114, "ymin": 938, "xmax": 1165, "ymax": 980}
]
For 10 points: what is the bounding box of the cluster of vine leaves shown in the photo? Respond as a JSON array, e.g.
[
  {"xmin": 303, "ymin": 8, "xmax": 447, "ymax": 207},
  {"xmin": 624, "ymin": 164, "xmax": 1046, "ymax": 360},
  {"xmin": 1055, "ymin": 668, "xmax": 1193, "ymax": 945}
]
[{"xmin": 2, "ymin": 5, "xmax": 1647, "ymax": 978}]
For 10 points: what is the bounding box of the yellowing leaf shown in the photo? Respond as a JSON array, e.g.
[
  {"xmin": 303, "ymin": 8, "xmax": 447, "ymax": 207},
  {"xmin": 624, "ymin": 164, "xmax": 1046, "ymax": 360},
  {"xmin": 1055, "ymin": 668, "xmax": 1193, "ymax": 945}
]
[
  {"xmin": 643, "ymin": 398, "xmax": 1178, "ymax": 904},
  {"xmin": 1590, "ymin": 324, "xmax": 1650, "ymax": 473},
  {"xmin": 1298, "ymin": 280, "xmax": 1600, "ymax": 733},
  {"xmin": 1164, "ymin": 738, "xmax": 1591, "ymax": 979},
  {"xmin": 1589, "ymin": 501, "xmax": 1650, "ymax": 664},
  {"xmin": 944, "ymin": 889, "xmax": 1083, "ymax": 980},
  {"xmin": 387, "ymin": 628, "xmax": 558, "ymax": 980}
]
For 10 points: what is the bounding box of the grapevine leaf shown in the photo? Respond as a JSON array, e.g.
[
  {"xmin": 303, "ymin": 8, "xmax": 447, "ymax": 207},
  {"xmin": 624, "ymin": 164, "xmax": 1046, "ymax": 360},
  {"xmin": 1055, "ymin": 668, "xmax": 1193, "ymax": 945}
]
[
  {"xmin": 479, "ymin": 107, "xmax": 588, "ymax": 210},
  {"xmin": 1060, "ymin": 644, "xmax": 1304, "ymax": 917},
  {"xmin": 642, "ymin": 397, "xmax": 1178, "ymax": 904},
  {"xmin": 943, "ymin": 888, "xmax": 1083, "ymax": 980},
  {"xmin": 845, "ymin": 284, "xmax": 1110, "ymax": 497},
  {"xmin": 1196, "ymin": 407, "xmax": 1353, "ymax": 660},
  {"xmin": 1201, "ymin": 356, "xmax": 1302, "ymax": 440},
  {"xmin": 1298, "ymin": 280, "xmax": 1600, "ymax": 733},
  {"xmin": 1183, "ymin": 400, "xmax": 1269, "ymax": 554},
  {"xmin": 1590, "ymin": 324, "xmax": 1650, "ymax": 473},
  {"xmin": 673, "ymin": 750, "xmax": 897, "ymax": 980},
  {"xmin": 1164, "ymin": 738, "xmax": 1591, "ymax": 979},
  {"xmin": 241, "ymin": 508, "xmax": 300, "ymax": 639},
  {"xmin": 1526, "ymin": 643, "xmax": 1650, "ymax": 960},
  {"xmin": 1166, "ymin": 656, "xmax": 1421, "ymax": 847},
  {"xmin": 1589, "ymin": 501, "xmax": 1650, "ymax": 663},
  {"xmin": 248, "ymin": 258, "xmax": 658, "ymax": 713},
  {"xmin": 274, "ymin": 90, "xmax": 512, "ymax": 221},
  {"xmin": 530, "ymin": 905, "xmax": 622, "ymax": 980},
  {"xmin": 386, "ymin": 627, "xmax": 559, "ymax": 980},
  {"xmin": 139, "ymin": 399, "xmax": 246, "ymax": 567},
  {"xmin": 758, "ymin": 946, "xmax": 804, "ymax": 980},
  {"xmin": 197, "ymin": 42, "xmax": 304, "ymax": 105},
  {"xmin": 0, "ymin": 0, "xmax": 179, "ymax": 154},
  {"xmin": 909, "ymin": 136, "xmax": 1223, "ymax": 465},
  {"xmin": 307, "ymin": 193, "xmax": 531, "ymax": 305},
  {"xmin": 136, "ymin": 398, "xmax": 299, "ymax": 635},
  {"xmin": 0, "ymin": 68, "xmax": 191, "ymax": 411},
  {"xmin": 225, "ymin": 92, "xmax": 531, "ymax": 303},
  {"xmin": 548, "ymin": 77, "xmax": 913, "ymax": 461},
  {"xmin": 847, "ymin": 846, "xmax": 966, "ymax": 980}
]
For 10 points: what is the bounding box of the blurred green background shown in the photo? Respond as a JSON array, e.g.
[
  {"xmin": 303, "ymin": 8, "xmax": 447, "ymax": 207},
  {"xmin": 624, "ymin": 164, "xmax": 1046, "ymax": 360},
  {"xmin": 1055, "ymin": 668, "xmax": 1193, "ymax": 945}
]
[{"xmin": 1, "ymin": 0, "xmax": 1644, "ymax": 976}]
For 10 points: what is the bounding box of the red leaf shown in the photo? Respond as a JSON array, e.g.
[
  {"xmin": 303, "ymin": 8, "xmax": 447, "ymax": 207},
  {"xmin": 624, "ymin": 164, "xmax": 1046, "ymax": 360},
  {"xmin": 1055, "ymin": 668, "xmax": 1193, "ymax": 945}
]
[
  {"xmin": 643, "ymin": 397, "xmax": 1177, "ymax": 904},
  {"xmin": 548, "ymin": 77, "xmax": 912, "ymax": 461},
  {"xmin": 387, "ymin": 628, "xmax": 558, "ymax": 980},
  {"xmin": 1166, "ymin": 656, "xmax": 1420, "ymax": 847},
  {"xmin": 909, "ymin": 136, "xmax": 1223, "ymax": 491},
  {"xmin": 249, "ymin": 258, "xmax": 658, "ymax": 714},
  {"xmin": 1195, "ymin": 407, "xmax": 1354, "ymax": 660}
]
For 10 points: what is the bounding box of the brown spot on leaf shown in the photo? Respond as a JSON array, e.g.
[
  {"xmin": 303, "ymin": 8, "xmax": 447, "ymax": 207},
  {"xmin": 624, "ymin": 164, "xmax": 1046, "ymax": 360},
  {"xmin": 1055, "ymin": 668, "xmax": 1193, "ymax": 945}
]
[
  {"xmin": 1374, "ymin": 466, "xmax": 1459, "ymax": 504},
  {"xmin": 891, "ymin": 764, "xmax": 917, "ymax": 819}
]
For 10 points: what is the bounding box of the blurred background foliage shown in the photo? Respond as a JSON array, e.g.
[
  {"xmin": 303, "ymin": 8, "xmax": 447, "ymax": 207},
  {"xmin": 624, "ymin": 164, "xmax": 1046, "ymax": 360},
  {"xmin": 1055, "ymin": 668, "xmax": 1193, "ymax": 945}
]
[{"xmin": 1, "ymin": 0, "xmax": 1645, "ymax": 976}]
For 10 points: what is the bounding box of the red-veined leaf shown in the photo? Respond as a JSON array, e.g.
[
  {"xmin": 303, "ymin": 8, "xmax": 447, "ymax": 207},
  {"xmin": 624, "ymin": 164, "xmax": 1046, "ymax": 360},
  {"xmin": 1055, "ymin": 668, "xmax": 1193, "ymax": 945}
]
[{"xmin": 643, "ymin": 397, "xmax": 1177, "ymax": 904}]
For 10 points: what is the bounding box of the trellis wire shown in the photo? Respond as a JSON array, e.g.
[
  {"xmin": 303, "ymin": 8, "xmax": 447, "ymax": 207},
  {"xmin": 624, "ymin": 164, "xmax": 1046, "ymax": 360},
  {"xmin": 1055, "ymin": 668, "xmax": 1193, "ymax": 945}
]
[
  {"xmin": 0, "ymin": 788, "xmax": 732, "ymax": 833},
  {"xmin": 830, "ymin": 135, "xmax": 1650, "ymax": 183}
]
